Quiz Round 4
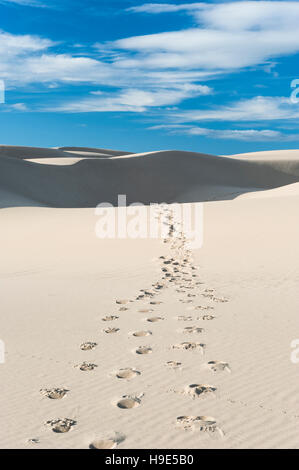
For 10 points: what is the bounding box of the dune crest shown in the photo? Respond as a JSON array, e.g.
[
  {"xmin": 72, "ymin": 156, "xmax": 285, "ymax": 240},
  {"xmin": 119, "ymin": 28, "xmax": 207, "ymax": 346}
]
[{"xmin": 0, "ymin": 146, "xmax": 299, "ymax": 208}]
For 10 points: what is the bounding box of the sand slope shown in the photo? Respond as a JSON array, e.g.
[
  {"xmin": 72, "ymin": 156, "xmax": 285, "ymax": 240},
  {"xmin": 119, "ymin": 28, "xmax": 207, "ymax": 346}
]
[
  {"xmin": 0, "ymin": 146, "xmax": 298, "ymax": 449},
  {"xmin": 0, "ymin": 146, "xmax": 299, "ymax": 208}
]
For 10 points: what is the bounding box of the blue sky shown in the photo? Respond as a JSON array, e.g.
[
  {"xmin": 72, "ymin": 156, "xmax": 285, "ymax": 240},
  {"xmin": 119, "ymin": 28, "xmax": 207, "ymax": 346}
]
[{"xmin": 0, "ymin": 0, "xmax": 299, "ymax": 154}]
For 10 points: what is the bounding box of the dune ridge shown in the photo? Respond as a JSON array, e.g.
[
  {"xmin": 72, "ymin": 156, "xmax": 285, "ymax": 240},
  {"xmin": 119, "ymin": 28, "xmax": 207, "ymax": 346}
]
[{"xmin": 0, "ymin": 146, "xmax": 299, "ymax": 208}]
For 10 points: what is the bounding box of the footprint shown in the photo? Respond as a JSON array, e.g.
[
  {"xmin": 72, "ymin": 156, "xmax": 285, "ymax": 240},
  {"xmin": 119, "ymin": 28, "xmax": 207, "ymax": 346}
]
[
  {"xmin": 46, "ymin": 418, "xmax": 77, "ymax": 433},
  {"xmin": 202, "ymin": 294, "xmax": 228, "ymax": 303},
  {"xmin": 116, "ymin": 394, "xmax": 143, "ymax": 409},
  {"xmin": 213, "ymin": 297, "xmax": 229, "ymax": 303},
  {"xmin": 178, "ymin": 316, "xmax": 194, "ymax": 321},
  {"xmin": 80, "ymin": 342, "xmax": 97, "ymax": 351},
  {"xmin": 103, "ymin": 327, "xmax": 120, "ymax": 334},
  {"xmin": 132, "ymin": 330, "xmax": 152, "ymax": 337},
  {"xmin": 150, "ymin": 301, "xmax": 163, "ymax": 305},
  {"xmin": 153, "ymin": 283, "xmax": 165, "ymax": 290},
  {"xmin": 166, "ymin": 361, "xmax": 182, "ymax": 369},
  {"xmin": 172, "ymin": 342, "xmax": 206, "ymax": 353},
  {"xmin": 183, "ymin": 326, "xmax": 204, "ymax": 334},
  {"xmin": 184, "ymin": 384, "xmax": 216, "ymax": 399},
  {"xmin": 147, "ymin": 316, "xmax": 164, "ymax": 323},
  {"xmin": 28, "ymin": 438, "xmax": 40, "ymax": 445},
  {"xmin": 178, "ymin": 315, "xmax": 201, "ymax": 321},
  {"xmin": 205, "ymin": 361, "xmax": 231, "ymax": 373},
  {"xmin": 135, "ymin": 346, "xmax": 152, "ymax": 355},
  {"xmin": 102, "ymin": 316, "xmax": 119, "ymax": 322},
  {"xmin": 116, "ymin": 299, "xmax": 129, "ymax": 305},
  {"xmin": 77, "ymin": 362, "xmax": 98, "ymax": 372},
  {"xmin": 119, "ymin": 307, "xmax": 129, "ymax": 311},
  {"xmin": 201, "ymin": 315, "xmax": 215, "ymax": 321},
  {"xmin": 89, "ymin": 432, "xmax": 125, "ymax": 450},
  {"xmin": 40, "ymin": 388, "xmax": 69, "ymax": 400},
  {"xmin": 136, "ymin": 295, "xmax": 145, "ymax": 300},
  {"xmin": 176, "ymin": 416, "xmax": 223, "ymax": 437},
  {"xmin": 116, "ymin": 368, "xmax": 141, "ymax": 380},
  {"xmin": 194, "ymin": 306, "xmax": 214, "ymax": 311},
  {"xmin": 140, "ymin": 289, "xmax": 155, "ymax": 297},
  {"xmin": 138, "ymin": 308, "xmax": 153, "ymax": 313}
]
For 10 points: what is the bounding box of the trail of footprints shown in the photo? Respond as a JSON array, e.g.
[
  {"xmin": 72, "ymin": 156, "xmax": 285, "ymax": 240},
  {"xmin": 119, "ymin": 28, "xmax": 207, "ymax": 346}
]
[{"xmin": 37, "ymin": 205, "xmax": 230, "ymax": 447}]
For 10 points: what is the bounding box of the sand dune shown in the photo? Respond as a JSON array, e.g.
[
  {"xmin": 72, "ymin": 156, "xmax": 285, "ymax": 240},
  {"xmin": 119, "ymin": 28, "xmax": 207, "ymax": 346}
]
[
  {"xmin": 0, "ymin": 145, "xmax": 298, "ymax": 449},
  {"xmin": 0, "ymin": 146, "xmax": 299, "ymax": 208}
]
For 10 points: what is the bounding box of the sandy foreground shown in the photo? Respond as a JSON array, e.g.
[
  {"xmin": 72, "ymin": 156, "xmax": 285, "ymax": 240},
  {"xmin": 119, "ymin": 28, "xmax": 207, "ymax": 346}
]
[{"xmin": 0, "ymin": 146, "xmax": 298, "ymax": 449}]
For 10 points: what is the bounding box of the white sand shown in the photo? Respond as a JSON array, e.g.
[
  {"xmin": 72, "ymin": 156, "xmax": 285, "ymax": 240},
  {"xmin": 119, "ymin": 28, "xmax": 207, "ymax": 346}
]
[{"xmin": 0, "ymin": 146, "xmax": 298, "ymax": 449}]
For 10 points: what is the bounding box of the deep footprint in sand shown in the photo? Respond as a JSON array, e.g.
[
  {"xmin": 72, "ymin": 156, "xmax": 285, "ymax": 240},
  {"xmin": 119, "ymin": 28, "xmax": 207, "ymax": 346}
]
[
  {"xmin": 46, "ymin": 418, "xmax": 77, "ymax": 433},
  {"xmin": 176, "ymin": 416, "xmax": 223, "ymax": 437},
  {"xmin": 40, "ymin": 388, "xmax": 69, "ymax": 400},
  {"xmin": 119, "ymin": 307, "xmax": 129, "ymax": 311},
  {"xmin": 116, "ymin": 394, "xmax": 143, "ymax": 409},
  {"xmin": 116, "ymin": 368, "xmax": 141, "ymax": 380},
  {"xmin": 103, "ymin": 327, "xmax": 120, "ymax": 334},
  {"xmin": 80, "ymin": 342, "xmax": 97, "ymax": 351},
  {"xmin": 150, "ymin": 301, "xmax": 163, "ymax": 305},
  {"xmin": 205, "ymin": 361, "xmax": 231, "ymax": 373},
  {"xmin": 132, "ymin": 330, "xmax": 152, "ymax": 337},
  {"xmin": 102, "ymin": 315, "xmax": 119, "ymax": 322},
  {"xmin": 172, "ymin": 342, "xmax": 206, "ymax": 353},
  {"xmin": 147, "ymin": 316, "xmax": 164, "ymax": 323},
  {"xmin": 183, "ymin": 384, "xmax": 216, "ymax": 399},
  {"xmin": 138, "ymin": 308, "xmax": 153, "ymax": 313},
  {"xmin": 77, "ymin": 362, "xmax": 98, "ymax": 372},
  {"xmin": 135, "ymin": 346, "xmax": 152, "ymax": 355},
  {"xmin": 116, "ymin": 299, "xmax": 130, "ymax": 305},
  {"xmin": 89, "ymin": 432, "xmax": 126, "ymax": 449}
]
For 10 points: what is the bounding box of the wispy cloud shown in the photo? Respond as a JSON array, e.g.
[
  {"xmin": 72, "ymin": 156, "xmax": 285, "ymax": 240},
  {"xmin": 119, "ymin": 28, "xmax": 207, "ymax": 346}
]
[
  {"xmin": 1, "ymin": 0, "xmax": 299, "ymax": 138},
  {"xmin": 127, "ymin": 3, "xmax": 204, "ymax": 14},
  {"xmin": 150, "ymin": 124, "xmax": 299, "ymax": 141},
  {"xmin": 51, "ymin": 84, "xmax": 212, "ymax": 112},
  {"xmin": 0, "ymin": 0, "xmax": 46, "ymax": 7},
  {"xmin": 128, "ymin": 1, "xmax": 299, "ymax": 32},
  {"xmin": 116, "ymin": 1, "xmax": 299, "ymax": 72},
  {"xmin": 173, "ymin": 96, "xmax": 299, "ymax": 123}
]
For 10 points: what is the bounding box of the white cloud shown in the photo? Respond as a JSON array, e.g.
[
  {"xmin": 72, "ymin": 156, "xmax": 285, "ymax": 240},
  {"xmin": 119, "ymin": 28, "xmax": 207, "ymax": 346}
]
[
  {"xmin": 127, "ymin": 3, "xmax": 203, "ymax": 14},
  {"xmin": 114, "ymin": 29, "xmax": 299, "ymax": 71},
  {"xmin": 119, "ymin": 2, "xmax": 299, "ymax": 71},
  {"xmin": 10, "ymin": 102, "xmax": 27, "ymax": 111},
  {"xmin": 174, "ymin": 96, "xmax": 299, "ymax": 123},
  {"xmin": 188, "ymin": 128, "xmax": 289, "ymax": 141},
  {"xmin": 0, "ymin": 0, "xmax": 44, "ymax": 6},
  {"xmin": 1, "ymin": 1, "xmax": 299, "ymax": 123},
  {"xmin": 129, "ymin": 1, "xmax": 299, "ymax": 32},
  {"xmin": 150, "ymin": 124, "xmax": 299, "ymax": 141},
  {"xmin": 53, "ymin": 84, "xmax": 212, "ymax": 112},
  {"xmin": 0, "ymin": 30, "xmax": 52, "ymax": 55}
]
